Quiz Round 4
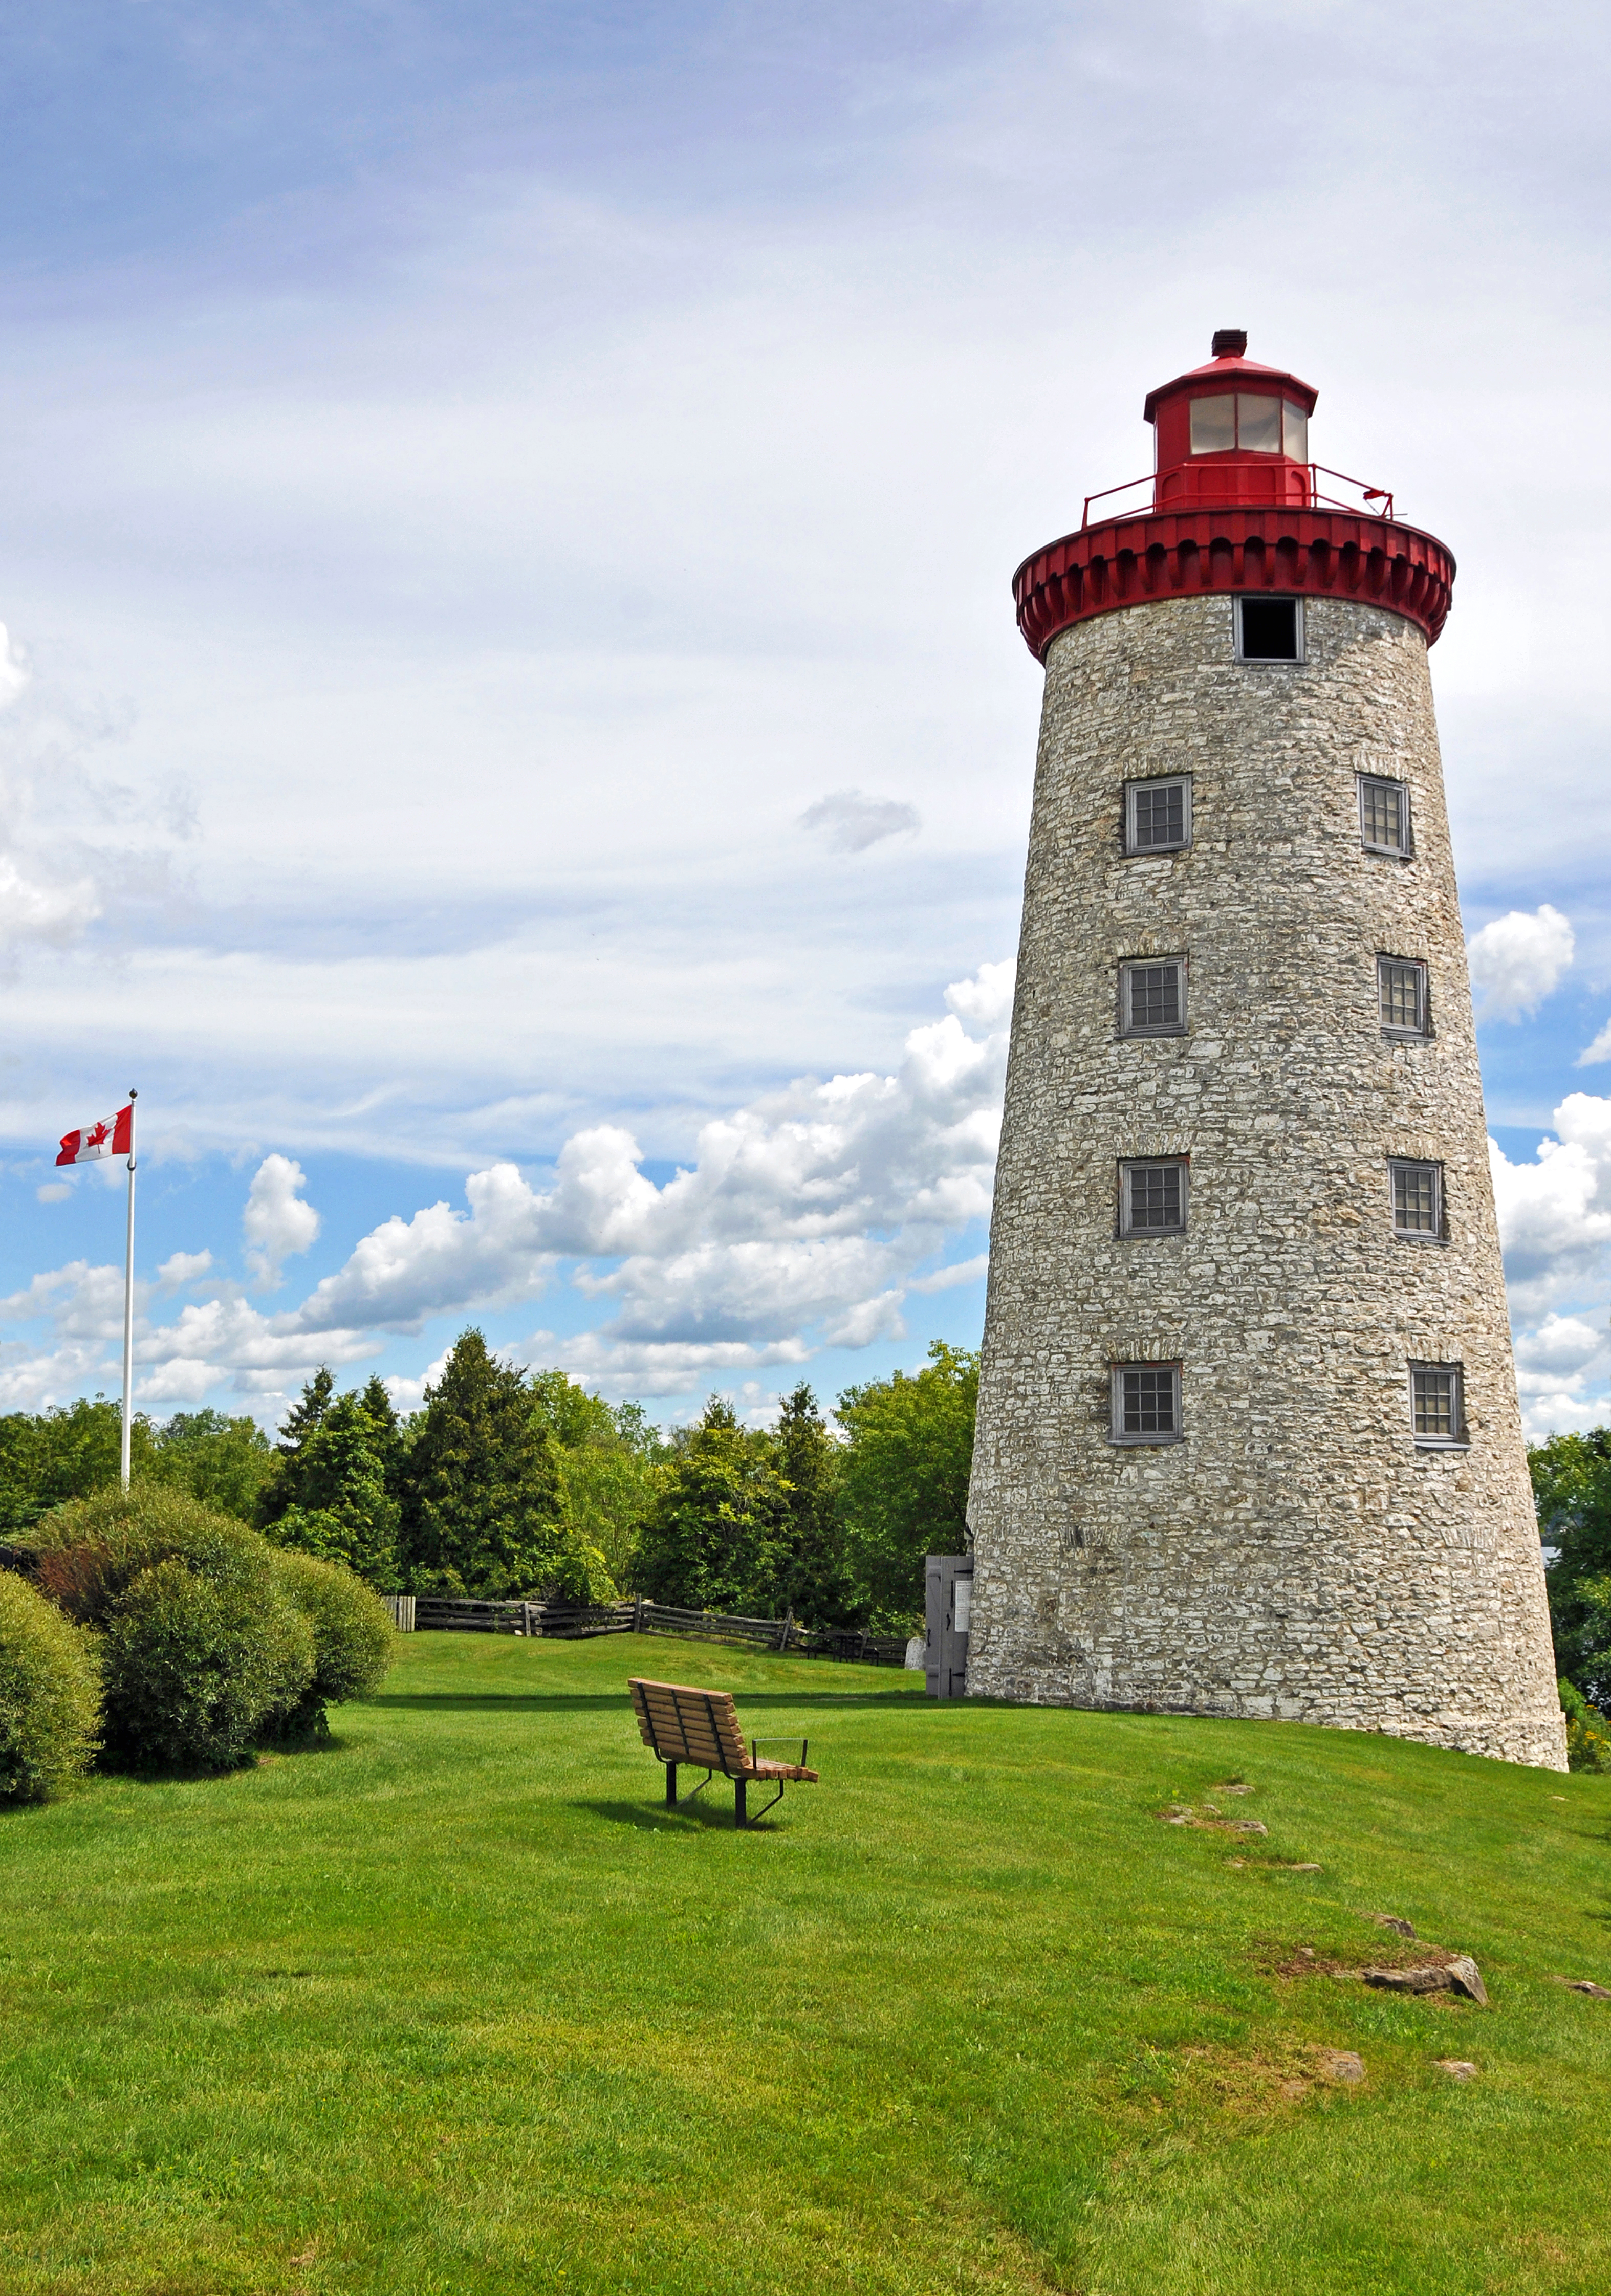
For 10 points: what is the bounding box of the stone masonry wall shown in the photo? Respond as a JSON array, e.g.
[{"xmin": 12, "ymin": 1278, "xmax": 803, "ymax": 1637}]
[{"xmin": 966, "ymin": 593, "xmax": 1566, "ymax": 1769}]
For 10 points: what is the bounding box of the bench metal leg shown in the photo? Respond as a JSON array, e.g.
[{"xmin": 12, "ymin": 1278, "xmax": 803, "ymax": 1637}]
[
  {"xmin": 734, "ymin": 1780, "xmax": 746, "ymax": 1828},
  {"xmin": 665, "ymin": 1762, "xmax": 677, "ymax": 1807}
]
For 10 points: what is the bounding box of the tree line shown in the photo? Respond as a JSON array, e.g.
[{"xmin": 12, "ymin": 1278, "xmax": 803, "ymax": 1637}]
[{"xmin": 0, "ymin": 1332, "xmax": 979, "ymax": 1631}]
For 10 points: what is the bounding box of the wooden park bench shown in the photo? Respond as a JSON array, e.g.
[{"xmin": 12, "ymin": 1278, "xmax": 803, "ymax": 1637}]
[{"xmin": 628, "ymin": 1677, "xmax": 819, "ymax": 1828}]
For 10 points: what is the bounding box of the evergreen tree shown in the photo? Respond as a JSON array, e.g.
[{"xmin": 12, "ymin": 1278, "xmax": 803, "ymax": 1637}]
[
  {"xmin": 773, "ymin": 1384, "xmax": 854, "ymax": 1627},
  {"xmin": 270, "ymin": 1393, "xmax": 403, "ymax": 1590},
  {"xmin": 399, "ymin": 1330, "xmax": 596, "ymax": 1599},
  {"xmin": 836, "ymin": 1343, "xmax": 978, "ymax": 1624},
  {"xmin": 629, "ymin": 1396, "xmax": 789, "ymax": 1613}
]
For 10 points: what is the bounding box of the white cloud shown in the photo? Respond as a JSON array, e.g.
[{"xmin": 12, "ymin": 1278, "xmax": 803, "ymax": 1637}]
[
  {"xmin": 1491, "ymin": 1100, "xmax": 1611, "ymax": 1317},
  {"xmin": 243, "ymin": 1154, "xmax": 320, "ymax": 1285},
  {"xmin": 0, "ymin": 854, "xmax": 101, "ymax": 951},
  {"xmin": 797, "ymin": 790, "xmax": 921, "ymax": 855},
  {"xmin": 35, "ymin": 1182, "xmax": 71, "ymax": 1204},
  {"xmin": 1577, "ymin": 1016, "xmax": 1611, "ymax": 1068},
  {"xmin": 908, "ymin": 1252, "xmax": 990, "ymax": 1294},
  {"xmin": 1513, "ymin": 1312, "xmax": 1606, "ymax": 1376},
  {"xmin": 157, "ymin": 1250, "xmax": 214, "ymax": 1290},
  {"xmin": 1466, "ymin": 904, "xmax": 1574, "ymax": 1022}
]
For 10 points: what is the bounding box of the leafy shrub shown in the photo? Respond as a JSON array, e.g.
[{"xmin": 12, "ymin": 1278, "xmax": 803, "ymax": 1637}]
[
  {"xmin": 0, "ymin": 1570, "xmax": 101, "ymax": 1802},
  {"xmin": 268, "ymin": 1551, "xmax": 393, "ymax": 1739},
  {"xmin": 19, "ymin": 1484, "xmax": 315, "ymax": 1771},
  {"xmin": 1559, "ymin": 1677, "xmax": 1611, "ymax": 1773}
]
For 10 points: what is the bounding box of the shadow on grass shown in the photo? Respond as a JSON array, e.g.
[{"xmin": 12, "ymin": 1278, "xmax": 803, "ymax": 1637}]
[
  {"xmin": 367, "ymin": 1689, "xmax": 923, "ymax": 1713},
  {"xmin": 573, "ymin": 1796, "xmax": 786, "ymax": 1832}
]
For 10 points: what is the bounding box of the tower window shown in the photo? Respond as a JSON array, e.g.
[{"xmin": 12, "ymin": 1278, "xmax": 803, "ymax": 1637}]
[
  {"xmin": 1111, "ymin": 1363, "xmax": 1183, "ymax": 1445},
  {"xmin": 1187, "ymin": 395, "xmax": 1309, "ymax": 458},
  {"xmin": 1360, "ymin": 775, "xmax": 1413, "ymax": 856},
  {"xmin": 1124, "ymin": 776, "xmax": 1192, "ymax": 854},
  {"xmin": 1119, "ymin": 957, "xmax": 1187, "ymax": 1036},
  {"xmin": 1236, "ymin": 596, "xmax": 1303, "ymax": 662},
  {"xmin": 1410, "ymin": 1363, "xmax": 1467, "ymax": 1448},
  {"xmin": 1120, "ymin": 1159, "xmax": 1188, "ymax": 1236},
  {"xmin": 1390, "ymin": 1160, "xmax": 1443, "ymax": 1239},
  {"xmin": 1378, "ymin": 956, "xmax": 1431, "ymax": 1038}
]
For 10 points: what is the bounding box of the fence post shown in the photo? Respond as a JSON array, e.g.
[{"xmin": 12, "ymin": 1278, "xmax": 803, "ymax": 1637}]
[
  {"xmin": 632, "ymin": 1593, "xmax": 645, "ymax": 1633},
  {"xmin": 778, "ymin": 1606, "xmax": 794, "ymax": 1652}
]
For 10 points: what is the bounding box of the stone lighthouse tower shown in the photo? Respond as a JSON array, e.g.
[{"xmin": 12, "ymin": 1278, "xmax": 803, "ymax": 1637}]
[{"xmin": 966, "ymin": 331, "xmax": 1564, "ymax": 1769}]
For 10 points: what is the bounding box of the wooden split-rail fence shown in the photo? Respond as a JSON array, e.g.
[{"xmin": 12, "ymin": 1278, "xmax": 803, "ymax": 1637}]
[{"xmin": 396, "ymin": 1592, "xmax": 906, "ymax": 1667}]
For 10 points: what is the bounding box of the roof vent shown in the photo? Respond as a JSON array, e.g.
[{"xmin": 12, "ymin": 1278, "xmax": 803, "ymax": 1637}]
[{"xmin": 1211, "ymin": 328, "xmax": 1247, "ymax": 358}]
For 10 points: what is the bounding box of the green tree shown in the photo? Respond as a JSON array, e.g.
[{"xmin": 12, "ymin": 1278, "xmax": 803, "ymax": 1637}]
[
  {"xmin": 1530, "ymin": 1428, "xmax": 1611, "ymax": 1709},
  {"xmin": 0, "ymin": 1398, "xmax": 156, "ymax": 1533},
  {"xmin": 399, "ymin": 1330, "xmax": 602, "ymax": 1599},
  {"xmin": 531, "ymin": 1369, "xmax": 656, "ymax": 1589},
  {"xmin": 147, "ymin": 1410, "xmax": 277, "ymax": 1523},
  {"xmin": 836, "ymin": 1343, "xmax": 979, "ymax": 1625},
  {"xmin": 773, "ymin": 1384, "xmax": 854, "ymax": 1627},
  {"xmin": 629, "ymin": 1397, "xmax": 789, "ymax": 1614}
]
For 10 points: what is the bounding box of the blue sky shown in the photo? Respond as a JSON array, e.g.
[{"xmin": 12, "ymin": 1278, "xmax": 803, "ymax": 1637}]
[{"xmin": 1, "ymin": 0, "xmax": 1608, "ymax": 1433}]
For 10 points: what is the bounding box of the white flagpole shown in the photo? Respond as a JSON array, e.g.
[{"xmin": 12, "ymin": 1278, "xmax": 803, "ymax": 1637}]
[{"xmin": 120, "ymin": 1089, "xmax": 138, "ymax": 1493}]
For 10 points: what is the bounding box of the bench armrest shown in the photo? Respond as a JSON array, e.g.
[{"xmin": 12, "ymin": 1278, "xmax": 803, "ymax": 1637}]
[{"xmin": 750, "ymin": 1735, "xmax": 809, "ymax": 1767}]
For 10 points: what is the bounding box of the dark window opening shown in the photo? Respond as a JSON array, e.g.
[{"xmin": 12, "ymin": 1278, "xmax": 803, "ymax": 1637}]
[
  {"xmin": 1121, "ymin": 1160, "xmax": 1187, "ymax": 1235},
  {"xmin": 1379, "ymin": 956, "xmax": 1430, "ymax": 1038},
  {"xmin": 1126, "ymin": 777, "xmax": 1190, "ymax": 853},
  {"xmin": 1390, "ymin": 1160, "xmax": 1443, "ymax": 1238},
  {"xmin": 1410, "ymin": 1363, "xmax": 1466, "ymax": 1448},
  {"xmin": 1121, "ymin": 958, "xmax": 1186, "ymax": 1036},
  {"xmin": 1237, "ymin": 596, "xmax": 1301, "ymax": 661},
  {"xmin": 1112, "ymin": 1363, "xmax": 1182, "ymax": 1444}
]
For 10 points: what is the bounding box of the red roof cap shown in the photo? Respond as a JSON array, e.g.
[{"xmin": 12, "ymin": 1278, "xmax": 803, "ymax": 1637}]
[{"xmin": 1144, "ymin": 335, "xmax": 1318, "ymax": 425}]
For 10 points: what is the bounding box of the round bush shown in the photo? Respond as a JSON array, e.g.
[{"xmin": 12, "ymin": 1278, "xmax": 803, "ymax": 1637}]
[
  {"xmin": 101, "ymin": 1556, "xmax": 314, "ymax": 1771},
  {"xmin": 0, "ymin": 1570, "xmax": 101, "ymax": 1803},
  {"xmin": 22, "ymin": 1484, "xmax": 316, "ymax": 1771},
  {"xmin": 269, "ymin": 1552, "xmax": 393, "ymax": 1739}
]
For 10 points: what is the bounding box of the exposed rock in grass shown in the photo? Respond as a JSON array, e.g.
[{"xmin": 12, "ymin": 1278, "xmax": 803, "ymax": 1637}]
[
  {"xmin": 1288, "ymin": 1862, "xmax": 1323, "ymax": 1873},
  {"xmin": 1446, "ymin": 1956, "xmax": 1489, "ymax": 2006},
  {"xmin": 1362, "ymin": 1955, "xmax": 1488, "ymax": 2006},
  {"xmin": 1213, "ymin": 1782, "xmax": 1254, "ymax": 1795},
  {"xmin": 1160, "ymin": 1803, "xmax": 1269, "ymax": 1839},
  {"xmin": 1315, "ymin": 2049, "xmax": 1364, "ymax": 2084},
  {"xmin": 1370, "ymin": 1912, "xmax": 1417, "ymax": 1937},
  {"xmin": 1363, "ymin": 1964, "xmax": 1451, "ymax": 1995},
  {"xmin": 1552, "ymin": 1976, "xmax": 1611, "ymax": 1998},
  {"xmin": 1434, "ymin": 2059, "xmax": 1478, "ymax": 2080}
]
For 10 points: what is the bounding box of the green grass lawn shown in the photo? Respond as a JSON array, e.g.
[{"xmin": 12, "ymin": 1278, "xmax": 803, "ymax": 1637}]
[{"xmin": 3, "ymin": 1631, "xmax": 1609, "ymax": 2295}]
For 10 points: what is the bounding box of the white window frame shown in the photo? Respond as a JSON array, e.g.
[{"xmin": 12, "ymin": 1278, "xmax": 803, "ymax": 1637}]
[
  {"xmin": 1118, "ymin": 955, "xmax": 1188, "ymax": 1038},
  {"xmin": 1359, "ymin": 773, "xmax": 1413, "ymax": 858},
  {"xmin": 1123, "ymin": 775, "xmax": 1193, "ymax": 856},
  {"xmin": 1388, "ymin": 1158, "xmax": 1444, "ymax": 1242},
  {"xmin": 1119, "ymin": 1158, "xmax": 1189, "ymax": 1238},
  {"xmin": 1409, "ymin": 1362, "xmax": 1467, "ymax": 1450},
  {"xmin": 1378, "ymin": 955, "xmax": 1431, "ymax": 1040},
  {"xmin": 1234, "ymin": 594, "xmax": 1305, "ymax": 664},
  {"xmin": 1109, "ymin": 1362, "xmax": 1184, "ymax": 1447}
]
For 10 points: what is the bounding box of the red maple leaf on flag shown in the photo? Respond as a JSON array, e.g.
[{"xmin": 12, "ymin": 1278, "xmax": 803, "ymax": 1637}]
[{"xmin": 86, "ymin": 1121, "xmax": 110, "ymax": 1146}]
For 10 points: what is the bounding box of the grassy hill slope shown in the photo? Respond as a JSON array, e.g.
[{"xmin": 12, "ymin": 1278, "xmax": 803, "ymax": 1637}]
[{"xmin": 2, "ymin": 1632, "xmax": 1608, "ymax": 2295}]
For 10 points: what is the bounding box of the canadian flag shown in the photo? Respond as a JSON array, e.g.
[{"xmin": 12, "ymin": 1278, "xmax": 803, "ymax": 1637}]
[{"xmin": 57, "ymin": 1106, "xmax": 134, "ymax": 1165}]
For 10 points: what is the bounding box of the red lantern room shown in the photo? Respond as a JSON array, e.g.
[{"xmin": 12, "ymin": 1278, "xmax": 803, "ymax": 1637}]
[
  {"xmin": 1012, "ymin": 331, "xmax": 1454, "ymax": 660},
  {"xmin": 1145, "ymin": 327, "xmax": 1317, "ymax": 512}
]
